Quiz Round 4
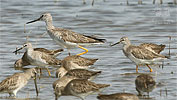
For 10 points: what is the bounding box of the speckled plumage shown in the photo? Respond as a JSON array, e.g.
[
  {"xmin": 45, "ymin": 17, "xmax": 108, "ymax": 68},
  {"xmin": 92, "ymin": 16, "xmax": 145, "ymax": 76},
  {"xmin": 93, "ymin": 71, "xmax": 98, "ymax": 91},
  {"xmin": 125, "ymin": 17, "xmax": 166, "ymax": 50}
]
[
  {"xmin": 0, "ymin": 68, "xmax": 37, "ymax": 97},
  {"xmin": 112, "ymin": 37, "xmax": 167, "ymax": 72},
  {"xmin": 140, "ymin": 43, "xmax": 165, "ymax": 54},
  {"xmin": 26, "ymin": 13, "xmax": 106, "ymax": 54},
  {"xmin": 56, "ymin": 67, "xmax": 101, "ymax": 80},
  {"xmin": 14, "ymin": 48, "xmax": 63, "ymax": 67},
  {"xmin": 97, "ymin": 93, "xmax": 139, "ymax": 100},
  {"xmin": 61, "ymin": 55, "xmax": 98, "ymax": 70},
  {"xmin": 14, "ymin": 43, "xmax": 61, "ymax": 68},
  {"xmin": 56, "ymin": 79, "xmax": 110, "ymax": 100}
]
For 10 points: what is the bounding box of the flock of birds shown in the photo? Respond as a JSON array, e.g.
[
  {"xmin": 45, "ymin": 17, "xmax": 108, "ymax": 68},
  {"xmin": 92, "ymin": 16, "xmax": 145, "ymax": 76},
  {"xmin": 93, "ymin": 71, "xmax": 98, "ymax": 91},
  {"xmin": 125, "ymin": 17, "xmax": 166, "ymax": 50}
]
[{"xmin": 0, "ymin": 13, "xmax": 169, "ymax": 100}]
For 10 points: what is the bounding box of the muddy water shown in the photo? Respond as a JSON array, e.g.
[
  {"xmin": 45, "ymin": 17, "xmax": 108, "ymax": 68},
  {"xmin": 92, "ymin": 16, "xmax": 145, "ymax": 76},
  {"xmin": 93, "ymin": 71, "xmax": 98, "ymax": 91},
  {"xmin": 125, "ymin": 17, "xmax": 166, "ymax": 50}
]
[{"xmin": 0, "ymin": 0, "xmax": 177, "ymax": 100}]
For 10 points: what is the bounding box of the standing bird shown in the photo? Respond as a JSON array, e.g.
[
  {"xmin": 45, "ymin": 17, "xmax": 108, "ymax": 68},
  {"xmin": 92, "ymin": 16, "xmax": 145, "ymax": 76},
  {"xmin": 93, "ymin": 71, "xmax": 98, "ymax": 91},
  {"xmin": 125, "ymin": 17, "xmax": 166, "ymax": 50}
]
[
  {"xmin": 0, "ymin": 68, "xmax": 37, "ymax": 97},
  {"xmin": 54, "ymin": 79, "xmax": 110, "ymax": 100},
  {"xmin": 111, "ymin": 37, "xmax": 168, "ymax": 72},
  {"xmin": 26, "ymin": 13, "xmax": 106, "ymax": 56},
  {"xmin": 135, "ymin": 74, "xmax": 156, "ymax": 97},
  {"xmin": 14, "ymin": 48, "xmax": 63, "ymax": 68},
  {"xmin": 13, "ymin": 42, "xmax": 61, "ymax": 76},
  {"xmin": 97, "ymin": 93, "xmax": 139, "ymax": 100}
]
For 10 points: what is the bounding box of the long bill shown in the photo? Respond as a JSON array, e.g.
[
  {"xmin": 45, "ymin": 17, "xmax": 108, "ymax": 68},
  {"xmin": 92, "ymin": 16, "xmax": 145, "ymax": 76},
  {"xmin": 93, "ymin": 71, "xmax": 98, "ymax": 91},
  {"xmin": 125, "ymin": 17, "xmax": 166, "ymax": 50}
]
[
  {"xmin": 26, "ymin": 15, "xmax": 43, "ymax": 24},
  {"xmin": 34, "ymin": 73, "xmax": 39, "ymax": 96},
  {"xmin": 110, "ymin": 41, "xmax": 120, "ymax": 46},
  {"xmin": 13, "ymin": 46, "xmax": 25, "ymax": 54}
]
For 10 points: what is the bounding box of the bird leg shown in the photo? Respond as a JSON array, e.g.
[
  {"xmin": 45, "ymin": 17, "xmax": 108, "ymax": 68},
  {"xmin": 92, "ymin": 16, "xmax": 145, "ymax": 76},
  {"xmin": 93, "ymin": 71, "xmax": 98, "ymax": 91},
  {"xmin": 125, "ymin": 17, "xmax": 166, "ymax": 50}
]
[
  {"xmin": 83, "ymin": 0, "xmax": 86, "ymax": 4},
  {"xmin": 146, "ymin": 64, "xmax": 153, "ymax": 72},
  {"xmin": 92, "ymin": 0, "xmax": 95, "ymax": 6},
  {"xmin": 77, "ymin": 45, "xmax": 88, "ymax": 56},
  {"xmin": 136, "ymin": 65, "xmax": 139, "ymax": 73},
  {"xmin": 46, "ymin": 68, "xmax": 51, "ymax": 76}
]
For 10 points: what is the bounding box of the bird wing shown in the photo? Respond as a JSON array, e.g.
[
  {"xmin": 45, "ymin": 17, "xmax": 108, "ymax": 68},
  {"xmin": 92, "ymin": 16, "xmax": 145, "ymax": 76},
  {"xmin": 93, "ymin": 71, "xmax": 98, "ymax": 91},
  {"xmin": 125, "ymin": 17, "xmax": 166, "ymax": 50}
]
[
  {"xmin": 69, "ymin": 79, "xmax": 99, "ymax": 93},
  {"xmin": 51, "ymin": 28, "xmax": 105, "ymax": 43},
  {"xmin": 0, "ymin": 73, "xmax": 22, "ymax": 92},
  {"xmin": 65, "ymin": 55, "xmax": 98, "ymax": 66},
  {"xmin": 40, "ymin": 52, "xmax": 61, "ymax": 65},
  {"xmin": 140, "ymin": 43, "xmax": 165, "ymax": 54},
  {"xmin": 129, "ymin": 46, "xmax": 165, "ymax": 60},
  {"xmin": 66, "ymin": 69, "xmax": 94, "ymax": 79}
]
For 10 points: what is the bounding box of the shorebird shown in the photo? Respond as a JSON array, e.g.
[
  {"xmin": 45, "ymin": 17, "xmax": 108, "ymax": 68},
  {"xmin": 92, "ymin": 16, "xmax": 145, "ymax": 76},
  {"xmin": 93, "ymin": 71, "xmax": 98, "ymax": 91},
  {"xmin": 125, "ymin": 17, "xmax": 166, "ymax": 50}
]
[
  {"xmin": 97, "ymin": 93, "xmax": 139, "ymax": 100},
  {"xmin": 26, "ymin": 13, "xmax": 106, "ymax": 56},
  {"xmin": 56, "ymin": 55, "xmax": 98, "ymax": 77},
  {"xmin": 13, "ymin": 42, "xmax": 61, "ymax": 76},
  {"xmin": 111, "ymin": 37, "xmax": 168, "ymax": 72},
  {"xmin": 14, "ymin": 48, "xmax": 63, "ymax": 68},
  {"xmin": 139, "ymin": 43, "xmax": 165, "ymax": 54},
  {"xmin": 0, "ymin": 68, "xmax": 37, "ymax": 97},
  {"xmin": 61, "ymin": 55, "xmax": 98, "ymax": 70},
  {"xmin": 54, "ymin": 79, "xmax": 110, "ymax": 100},
  {"xmin": 135, "ymin": 74, "xmax": 156, "ymax": 97},
  {"xmin": 56, "ymin": 67, "xmax": 101, "ymax": 80}
]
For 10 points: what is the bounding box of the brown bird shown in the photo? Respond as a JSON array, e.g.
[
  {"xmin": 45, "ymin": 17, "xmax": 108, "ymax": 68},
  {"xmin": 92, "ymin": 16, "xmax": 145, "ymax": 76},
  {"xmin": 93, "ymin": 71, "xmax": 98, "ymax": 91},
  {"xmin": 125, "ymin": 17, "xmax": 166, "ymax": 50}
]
[
  {"xmin": 0, "ymin": 68, "xmax": 37, "ymax": 97},
  {"xmin": 135, "ymin": 74, "xmax": 156, "ymax": 97},
  {"xmin": 54, "ymin": 79, "xmax": 110, "ymax": 100},
  {"xmin": 111, "ymin": 37, "xmax": 168, "ymax": 72},
  {"xmin": 13, "ymin": 42, "xmax": 61, "ymax": 76},
  {"xmin": 56, "ymin": 68, "xmax": 101, "ymax": 81},
  {"xmin": 14, "ymin": 48, "xmax": 63, "ymax": 68}
]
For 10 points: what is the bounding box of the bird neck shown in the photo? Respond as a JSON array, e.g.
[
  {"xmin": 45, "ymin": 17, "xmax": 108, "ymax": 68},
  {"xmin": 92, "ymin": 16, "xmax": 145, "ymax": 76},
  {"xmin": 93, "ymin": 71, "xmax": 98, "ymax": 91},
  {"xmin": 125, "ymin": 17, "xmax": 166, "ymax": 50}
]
[
  {"xmin": 58, "ymin": 67, "xmax": 68, "ymax": 78},
  {"xmin": 45, "ymin": 20, "xmax": 55, "ymax": 30},
  {"xmin": 26, "ymin": 47, "xmax": 34, "ymax": 55}
]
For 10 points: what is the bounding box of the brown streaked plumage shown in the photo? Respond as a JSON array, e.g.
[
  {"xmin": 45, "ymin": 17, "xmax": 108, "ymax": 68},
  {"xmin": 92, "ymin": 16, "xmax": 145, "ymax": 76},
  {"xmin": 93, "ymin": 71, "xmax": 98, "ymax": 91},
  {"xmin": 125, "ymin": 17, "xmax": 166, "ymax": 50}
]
[
  {"xmin": 55, "ymin": 79, "xmax": 110, "ymax": 100},
  {"xmin": 13, "ymin": 43, "xmax": 61, "ymax": 76},
  {"xmin": 135, "ymin": 74, "xmax": 156, "ymax": 97},
  {"xmin": 65, "ymin": 69, "xmax": 101, "ymax": 80},
  {"xmin": 111, "ymin": 37, "xmax": 168, "ymax": 72},
  {"xmin": 97, "ymin": 93, "xmax": 139, "ymax": 100},
  {"xmin": 26, "ymin": 13, "xmax": 106, "ymax": 55},
  {"xmin": 53, "ymin": 76, "xmax": 77, "ymax": 100},
  {"xmin": 56, "ymin": 67, "xmax": 101, "ymax": 81},
  {"xmin": 140, "ymin": 43, "xmax": 165, "ymax": 54},
  {"xmin": 61, "ymin": 55, "xmax": 98, "ymax": 70},
  {"xmin": 14, "ymin": 48, "xmax": 63, "ymax": 67},
  {"xmin": 0, "ymin": 68, "xmax": 37, "ymax": 97}
]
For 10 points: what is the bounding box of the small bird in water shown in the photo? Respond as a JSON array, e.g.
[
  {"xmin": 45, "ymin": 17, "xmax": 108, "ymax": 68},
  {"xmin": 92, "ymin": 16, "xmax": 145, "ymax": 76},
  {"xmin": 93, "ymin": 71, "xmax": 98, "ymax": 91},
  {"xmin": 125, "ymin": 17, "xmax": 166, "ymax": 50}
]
[
  {"xmin": 135, "ymin": 74, "xmax": 156, "ymax": 97},
  {"xmin": 0, "ymin": 68, "xmax": 37, "ymax": 97},
  {"xmin": 13, "ymin": 42, "xmax": 61, "ymax": 76},
  {"xmin": 60, "ymin": 55, "xmax": 98, "ymax": 70},
  {"xmin": 97, "ymin": 93, "xmax": 139, "ymax": 100},
  {"xmin": 54, "ymin": 79, "xmax": 110, "ymax": 100},
  {"xmin": 56, "ymin": 68, "xmax": 101, "ymax": 81},
  {"xmin": 26, "ymin": 13, "xmax": 106, "ymax": 56},
  {"xmin": 111, "ymin": 37, "xmax": 168, "ymax": 72},
  {"xmin": 14, "ymin": 48, "xmax": 63, "ymax": 68}
]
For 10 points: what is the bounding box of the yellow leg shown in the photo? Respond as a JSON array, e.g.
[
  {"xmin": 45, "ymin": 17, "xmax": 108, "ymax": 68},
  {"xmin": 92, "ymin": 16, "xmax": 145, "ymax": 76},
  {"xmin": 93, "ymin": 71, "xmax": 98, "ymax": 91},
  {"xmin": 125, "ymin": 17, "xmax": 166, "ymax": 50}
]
[
  {"xmin": 46, "ymin": 68, "xmax": 51, "ymax": 76},
  {"xmin": 136, "ymin": 65, "xmax": 139, "ymax": 73},
  {"xmin": 77, "ymin": 45, "xmax": 88, "ymax": 56},
  {"xmin": 146, "ymin": 64, "xmax": 153, "ymax": 72}
]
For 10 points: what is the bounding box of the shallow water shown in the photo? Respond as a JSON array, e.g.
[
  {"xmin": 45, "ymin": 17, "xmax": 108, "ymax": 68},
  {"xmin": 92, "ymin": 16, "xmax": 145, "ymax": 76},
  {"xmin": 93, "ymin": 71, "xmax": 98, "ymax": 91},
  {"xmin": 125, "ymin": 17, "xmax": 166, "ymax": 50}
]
[{"xmin": 0, "ymin": 0, "xmax": 177, "ymax": 100}]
